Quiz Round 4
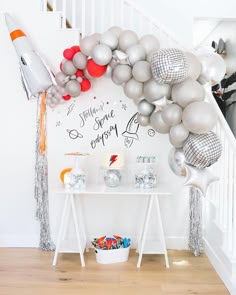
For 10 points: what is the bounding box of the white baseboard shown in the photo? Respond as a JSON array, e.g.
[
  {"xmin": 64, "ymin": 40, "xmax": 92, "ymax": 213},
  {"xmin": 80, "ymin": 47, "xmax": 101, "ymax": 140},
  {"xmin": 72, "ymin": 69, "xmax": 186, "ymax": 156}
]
[{"xmin": 204, "ymin": 238, "xmax": 236, "ymax": 295}]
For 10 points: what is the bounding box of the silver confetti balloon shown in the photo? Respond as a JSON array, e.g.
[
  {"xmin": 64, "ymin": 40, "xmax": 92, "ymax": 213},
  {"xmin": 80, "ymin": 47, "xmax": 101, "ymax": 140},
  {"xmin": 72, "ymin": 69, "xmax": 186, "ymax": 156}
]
[
  {"xmin": 132, "ymin": 61, "xmax": 152, "ymax": 82},
  {"xmin": 182, "ymin": 101, "xmax": 217, "ymax": 134},
  {"xmin": 138, "ymin": 99, "xmax": 155, "ymax": 116},
  {"xmin": 168, "ymin": 147, "xmax": 186, "ymax": 177},
  {"xmin": 100, "ymin": 30, "xmax": 119, "ymax": 50},
  {"xmin": 126, "ymin": 44, "xmax": 146, "ymax": 65},
  {"xmin": 72, "ymin": 52, "xmax": 88, "ymax": 69},
  {"xmin": 91, "ymin": 44, "xmax": 112, "ymax": 66},
  {"xmin": 171, "ymin": 78, "xmax": 205, "ymax": 109},
  {"xmin": 104, "ymin": 169, "xmax": 122, "ymax": 187}
]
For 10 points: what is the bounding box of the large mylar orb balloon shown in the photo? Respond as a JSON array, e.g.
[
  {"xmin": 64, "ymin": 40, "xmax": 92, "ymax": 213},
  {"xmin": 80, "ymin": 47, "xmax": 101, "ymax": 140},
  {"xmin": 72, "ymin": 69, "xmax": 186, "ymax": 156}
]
[
  {"xmin": 168, "ymin": 147, "xmax": 186, "ymax": 177},
  {"xmin": 182, "ymin": 101, "xmax": 217, "ymax": 134},
  {"xmin": 151, "ymin": 48, "xmax": 189, "ymax": 84},
  {"xmin": 171, "ymin": 78, "xmax": 205, "ymax": 108},
  {"xmin": 197, "ymin": 52, "xmax": 226, "ymax": 84},
  {"xmin": 183, "ymin": 132, "xmax": 222, "ymax": 168}
]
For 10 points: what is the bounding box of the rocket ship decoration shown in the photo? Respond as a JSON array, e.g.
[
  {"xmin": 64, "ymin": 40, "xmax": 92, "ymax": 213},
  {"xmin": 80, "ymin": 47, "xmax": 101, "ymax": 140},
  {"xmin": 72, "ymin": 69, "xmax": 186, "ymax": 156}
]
[
  {"xmin": 5, "ymin": 14, "xmax": 55, "ymax": 251},
  {"xmin": 122, "ymin": 112, "xmax": 139, "ymax": 148},
  {"xmin": 5, "ymin": 13, "xmax": 54, "ymax": 100}
]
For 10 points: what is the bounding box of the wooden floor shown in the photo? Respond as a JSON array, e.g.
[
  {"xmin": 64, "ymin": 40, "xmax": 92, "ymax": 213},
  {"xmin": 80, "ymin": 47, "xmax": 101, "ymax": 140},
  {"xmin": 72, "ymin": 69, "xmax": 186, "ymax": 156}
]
[{"xmin": 0, "ymin": 248, "xmax": 229, "ymax": 295}]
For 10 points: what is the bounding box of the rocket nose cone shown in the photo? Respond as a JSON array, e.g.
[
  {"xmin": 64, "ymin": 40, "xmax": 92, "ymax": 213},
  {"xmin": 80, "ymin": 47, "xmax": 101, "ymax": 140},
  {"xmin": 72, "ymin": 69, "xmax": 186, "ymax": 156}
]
[{"xmin": 5, "ymin": 13, "xmax": 19, "ymax": 32}]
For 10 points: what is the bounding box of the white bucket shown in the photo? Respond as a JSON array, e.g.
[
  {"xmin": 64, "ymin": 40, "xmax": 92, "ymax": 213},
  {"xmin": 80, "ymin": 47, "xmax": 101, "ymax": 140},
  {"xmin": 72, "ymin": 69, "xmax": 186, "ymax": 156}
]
[{"xmin": 95, "ymin": 246, "xmax": 130, "ymax": 264}]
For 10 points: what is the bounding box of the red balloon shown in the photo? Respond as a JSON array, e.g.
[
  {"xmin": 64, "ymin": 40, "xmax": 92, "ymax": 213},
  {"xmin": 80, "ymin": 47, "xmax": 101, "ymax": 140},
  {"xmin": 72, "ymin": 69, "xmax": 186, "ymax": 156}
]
[
  {"xmin": 75, "ymin": 69, "xmax": 84, "ymax": 77},
  {"xmin": 71, "ymin": 45, "xmax": 81, "ymax": 54},
  {"xmin": 62, "ymin": 94, "xmax": 71, "ymax": 101},
  {"xmin": 63, "ymin": 48, "xmax": 75, "ymax": 60},
  {"xmin": 81, "ymin": 78, "xmax": 91, "ymax": 92},
  {"xmin": 59, "ymin": 62, "xmax": 63, "ymax": 71},
  {"xmin": 87, "ymin": 59, "xmax": 107, "ymax": 78}
]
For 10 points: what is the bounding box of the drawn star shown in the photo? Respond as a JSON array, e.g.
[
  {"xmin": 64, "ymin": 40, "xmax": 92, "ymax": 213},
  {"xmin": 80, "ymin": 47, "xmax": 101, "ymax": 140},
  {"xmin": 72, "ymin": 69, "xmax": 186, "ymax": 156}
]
[
  {"xmin": 184, "ymin": 164, "xmax": 219, "ymax": 196},
  {"xmin": 122, "ymin": 104, "xmax": 127, "ymax": 110},
  {"xmin": 56, "ymin": 121, "xmax": 61, "ymax": 127}
]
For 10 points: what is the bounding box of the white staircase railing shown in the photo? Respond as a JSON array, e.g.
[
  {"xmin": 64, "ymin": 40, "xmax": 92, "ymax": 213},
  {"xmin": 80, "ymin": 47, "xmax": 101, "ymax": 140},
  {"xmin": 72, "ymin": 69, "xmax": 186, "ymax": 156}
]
[{"xmin": 41, "ymin": 0, "xmax": 236, "ymax": 292}]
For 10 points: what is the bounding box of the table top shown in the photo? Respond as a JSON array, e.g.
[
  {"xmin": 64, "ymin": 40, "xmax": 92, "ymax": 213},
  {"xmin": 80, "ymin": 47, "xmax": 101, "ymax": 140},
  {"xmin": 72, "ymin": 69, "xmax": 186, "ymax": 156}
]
[{"xmin": 55, "ymin": 184, "xmax": 172, "ymax": 196}]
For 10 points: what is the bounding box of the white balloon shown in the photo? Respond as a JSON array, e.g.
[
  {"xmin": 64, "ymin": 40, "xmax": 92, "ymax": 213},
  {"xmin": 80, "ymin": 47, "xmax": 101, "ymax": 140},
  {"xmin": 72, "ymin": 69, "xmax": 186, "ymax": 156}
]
[
  {"xmin": 185, "ymin": 52, "xmax": 202, "ymax": 80},
  {"xmin": 197, "ymin": 52, "xmax": 226, "ymax": 84}
]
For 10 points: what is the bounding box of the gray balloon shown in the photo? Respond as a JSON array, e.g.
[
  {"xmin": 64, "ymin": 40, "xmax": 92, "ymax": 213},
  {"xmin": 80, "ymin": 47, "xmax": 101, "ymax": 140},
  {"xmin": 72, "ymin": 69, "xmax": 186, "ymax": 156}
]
[
  {"xmin": 123, "ymin": 78, "xmax": 143, "ymax": 100},
  {"xmin": 109, "ymin": 26, "xmax": 123, "ymax": 38},
  {"xmin": 139, "ymin": 34, "xmax": 160, "ymax": 55},
  {"xmin": 172, "ymin": 78, "xmax": 205, "ymax": 108},
  {"xmin": 170, "ymin": 123, "xmax": 189, "ymax": 143},
  {"xmin": 169, "ymin": 134, "xmax": 185, "ymax": 148},
  {"xmin": 119, "ymin": 30, "xmax": 138, "ymax": 51},
  {"xmin": 144, "ymin": 79, "xmax": 171, "ymax": 102},
  {"xmin": 138, "ymin": 99, "xmax": 155, "ymax": 116},
  {"xmin": 91, "ymin": 44, "xmax": 112, "ymax": 66},
  {"xmin": 182, "ymin": 101, "xmax": 218, "ymax": 134},
  {"xmin": 185, "ymin": 52, "xmax": 202, "ymax": 80},
  {"xmin": 72, "ymin": 52, "xmax": 88, "ymax": 69},
  {"xmin": 168, "ymin": 147, "xmax": 186, "ymax": 176},
  {"xmin": 126, "ymin": 44, "xmax": 146, "ymax": 65},
  {"xmin": 112, "ymin": 64, "xmax": 132, "ymax": 84},
  {"xmin": 91, "ymin": 33, "xmax": 101, "ymax": 42},
  {"xmin": 104, "ymin": 65, "xmax": 113, "ymax": 78},
  {"xmin": 146, "ymin": 49, "xmax": 156, "ymax": 62},
  {"xmin": 132, "ymin": 61, "xmax": 152, "ymax": 82},
  {"xmin": 65, "ymin": 80, "xmax": 81, "ymax": 97},
  {"xmin": 100, "ymin": 30, "xmax": 119, "ymax": 50},
  {"xmin": 137, "ymin": 113, "xmax": 150, "ymax": 126},
  {"xmin": 57, "ymin": 86, "xmax": 67, "ymax": 96},
  {"xmin": 55, "ymin": 72, "xmax": 67, "ymax": 86},
  {"xmin": 161, "ymin": 104, "xmax": 183, "ymax": 127},
  {"xmin": 62, "ymin": 61, "xmax": 77, "ymax": 75},
  {"xmin": 80, "ymin": 35, "xmax": 99, "ymax": 56},
  {"xmin": 150, "ymin": 111, "xmax": 170, "ymax": 134}
]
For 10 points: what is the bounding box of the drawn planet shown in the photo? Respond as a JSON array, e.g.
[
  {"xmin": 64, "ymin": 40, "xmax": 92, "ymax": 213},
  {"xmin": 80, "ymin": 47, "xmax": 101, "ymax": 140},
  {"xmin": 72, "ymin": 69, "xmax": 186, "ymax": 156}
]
[
  {"xmin": 148, "ymin": 128, "xmax": 156, "ymax": 137},
  {"xmin": 66, "ymin": 129, "xmax": 83, "ymax": 139}
]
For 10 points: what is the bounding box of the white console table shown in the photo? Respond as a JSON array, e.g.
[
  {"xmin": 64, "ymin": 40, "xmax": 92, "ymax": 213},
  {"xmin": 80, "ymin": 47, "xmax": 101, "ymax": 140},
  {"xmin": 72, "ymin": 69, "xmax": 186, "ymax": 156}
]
[{"xmin": 52, "ymin": 185, "xmax": 171, "ymax": 268}]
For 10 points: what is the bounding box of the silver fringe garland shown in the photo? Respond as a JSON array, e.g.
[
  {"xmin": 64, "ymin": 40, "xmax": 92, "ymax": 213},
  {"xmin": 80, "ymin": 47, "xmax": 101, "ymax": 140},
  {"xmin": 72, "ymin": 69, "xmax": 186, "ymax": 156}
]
[
  {"xmin": 34, "ymin": 95, "xmax": 55, "ymax": 251},
  {"xmin": 189, "ymin": 187, "xmax": 203, "ymax": 256}
]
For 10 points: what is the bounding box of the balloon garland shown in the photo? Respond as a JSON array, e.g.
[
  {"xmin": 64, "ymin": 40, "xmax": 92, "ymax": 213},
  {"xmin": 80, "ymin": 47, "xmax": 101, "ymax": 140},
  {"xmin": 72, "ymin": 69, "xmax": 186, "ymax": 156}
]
[{"xmin": 46, "ymin": 26, "xmax": 225, "ymax": 195}]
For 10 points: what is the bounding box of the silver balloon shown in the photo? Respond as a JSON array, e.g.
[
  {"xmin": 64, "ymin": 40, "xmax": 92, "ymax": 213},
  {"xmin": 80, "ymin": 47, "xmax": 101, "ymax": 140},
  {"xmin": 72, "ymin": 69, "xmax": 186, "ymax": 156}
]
[
  {"xmin": 65, "ymin": 80, "xmax": 81, "ymax": 97},
  {"xmin": 109, "ymin": 26, "xmax": 123, "ymax": 38},
  {"xmin": 168, "ymin": 147, "xmax": 187, "ymax": 176},
  {"xmin": 62, "ymin": 61, "xmax": 77, "ymax": 75},
  {"xmin": 184, "ymin": 164, "xmax": 219, "ymax": 196},
  {"xmin": 119, "ymin": 30, "xmax": 138, "ymax": 51},
  {"xmin": 144, "ymin": 79, "xmax": 171, "ymax": 102},
  {"xmin": 104, "ymin": 169, "xmax": 122, "ymax": 187},
  {"xmin": 100, "ymin": 30, "xmax": 119, "ymax": 50},
  {"xmin": 80, "ymin": 35, "xmax": 99, "ymax": 56},
  {"xmin": 55, "ymin": 72, "xmax": 67, "ymax": 86},
  {"xmin": 126, "ymin": 44, "xmax": 146, "ymax": 65},
  {"xmin": 151, "ymin": 48, "xmax": 189, "ymax": 84},
  {"xmin": 170, "ymin": 123, "xmax": 189, "ymax": 143},
  {"xmin": 182, "ymin": 101, "xmax": 218, "ymax": 134},
  {"xmin": 112, "ymin": 64, "xmax": 132, "ymax": 84},
  {"xmin": 72, "ymin": 52, "xmax": 88, "ymax": 69},
  {"xmin": 183, "ymin": 132, "xmax": 222, "ymax": 169},
  {"xmin": 132, "ymin": 61, "xmax": 152, "ymax": 82},
  {"xmin": 138, "ymin": 99, "xmax": 155, "ymax": 116},
  {"xmin": 150, "ymin": 111, "xmax": 170, "ymax": 134},
  {"xmin": 123, "ymin": 78, "xmax": 143, "ymax": 100},
  {"xmin": 91, "ymin": 44, "xmax": 112, "ymax": 66},
  {"xmin": 84, "ymin": 68, "xmax": 95, "ymax": 80},
  {"xmin": 185, "ymin": 52, "xmax": 202, "ymax": 80},
  {"xmin": 146, "ymin": 49, "xmax": 156, "ymax": 62},
  {"xmin": 169, "ymin": 135, "xmax": 184, "ymax": 148},
  {"xmin": 171, "ymin": 78, "xmax": 205, "ymax": 108},
  {"xmin": 161, "ymin": 104, "xmax": 183, "ymax": 126},
  {"xmin": 197, "ymin": 52, "xmax": 226, "ymax": 84},
  {"xmin": 139, "ymin": 34, "xmax": 160, "ymax": 55},
  {"xmin": 137, "ymin": 113, "xmax": 150, "ymax": 126},
  {"xmin": 104, "ymin": 65, "xmax": 113, "ymax": 78},
  {"xmin": 57, "ymin": 86, "xmax": 67, "ymax": 96}
]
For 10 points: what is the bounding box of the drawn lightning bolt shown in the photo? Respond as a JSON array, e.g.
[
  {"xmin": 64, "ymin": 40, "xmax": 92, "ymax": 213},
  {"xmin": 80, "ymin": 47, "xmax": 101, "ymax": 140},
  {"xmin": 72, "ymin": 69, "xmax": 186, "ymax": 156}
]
[{"xmin": 109, "ymin": 155, "xmax": 118, "ymax": 166}]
